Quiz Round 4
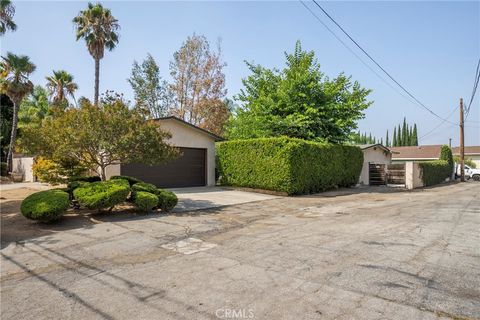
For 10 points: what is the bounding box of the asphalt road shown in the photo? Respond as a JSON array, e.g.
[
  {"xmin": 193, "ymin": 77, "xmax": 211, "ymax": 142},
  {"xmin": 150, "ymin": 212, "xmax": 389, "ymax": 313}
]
[{"xmin": 1, "ymin": 182, "xmax": 479, "ymax": 320}]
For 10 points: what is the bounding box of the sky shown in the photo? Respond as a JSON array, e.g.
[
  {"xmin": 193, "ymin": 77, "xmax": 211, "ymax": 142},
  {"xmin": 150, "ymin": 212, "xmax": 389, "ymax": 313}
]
[{"xmin": 2, "ymin": 0, "xmax": 479, "ymax": 146}]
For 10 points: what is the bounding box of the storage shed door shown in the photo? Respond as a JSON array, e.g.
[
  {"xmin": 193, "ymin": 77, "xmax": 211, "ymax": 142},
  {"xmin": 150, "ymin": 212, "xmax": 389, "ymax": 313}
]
[{"xmin": 120, "ymin": 147, "xmax": 206, "ymax": 188}]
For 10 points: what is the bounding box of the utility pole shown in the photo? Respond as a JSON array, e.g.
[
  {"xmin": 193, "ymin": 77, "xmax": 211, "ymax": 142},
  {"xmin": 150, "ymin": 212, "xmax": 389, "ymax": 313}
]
[{"xmin": 460, "ymin": 98, "xmax": 465, "ymax": 182}]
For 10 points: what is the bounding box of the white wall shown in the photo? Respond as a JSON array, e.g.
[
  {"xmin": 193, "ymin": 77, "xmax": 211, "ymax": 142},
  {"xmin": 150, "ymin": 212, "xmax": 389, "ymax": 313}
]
[
  {"xmin": 104, "ymin": 118, "xmax": 217, "ymax": 186},
  {"xmin": 12, "ymin": 157, "xmax": 35, "ymax": 182},
  {"xmin": 359, "ymin": 148, "xmax": 392, "ymax": 185},
  {"xmin": 405, "ymin": 161, "xmax": 423, "ymax": 189}
]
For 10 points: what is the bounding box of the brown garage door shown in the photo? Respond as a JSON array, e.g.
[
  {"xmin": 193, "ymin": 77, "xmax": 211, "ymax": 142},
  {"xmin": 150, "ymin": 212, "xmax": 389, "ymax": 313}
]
[{"xmin": 121, "ymin": 147, "xmax": 206, "ymax": 188}]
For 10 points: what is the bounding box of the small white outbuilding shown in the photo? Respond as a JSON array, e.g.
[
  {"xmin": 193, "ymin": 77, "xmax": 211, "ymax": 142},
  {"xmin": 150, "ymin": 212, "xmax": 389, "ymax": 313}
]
[{"xmin": 358, "ymin": 144, "xmax": 392, "ymax": 185}]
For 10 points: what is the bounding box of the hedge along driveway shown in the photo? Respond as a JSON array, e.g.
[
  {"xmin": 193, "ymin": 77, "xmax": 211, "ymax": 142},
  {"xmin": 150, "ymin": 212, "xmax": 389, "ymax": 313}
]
[{"xmin": 217, "ymin": 137, "xmax": 363, "ymax": 195}]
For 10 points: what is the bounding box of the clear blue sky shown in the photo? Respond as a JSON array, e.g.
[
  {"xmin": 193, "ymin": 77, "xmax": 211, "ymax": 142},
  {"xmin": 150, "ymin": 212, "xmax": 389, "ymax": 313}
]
[{"xmin": 3, "ymin": 1, "xmax": 479, "ymax": 145}]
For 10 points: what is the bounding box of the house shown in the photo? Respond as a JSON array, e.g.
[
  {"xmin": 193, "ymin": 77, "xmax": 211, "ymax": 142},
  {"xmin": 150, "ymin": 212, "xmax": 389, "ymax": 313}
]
[
  {"xmin": 452, "ymin": 146, "xmax": 480, "ymax": 168},
  {"xmin": 105, "ymin": 116, "xmax": 223, "ymax": 188},
  {"xmin": 389, "ymin": 145, "xmax": 443, "ymax": 163},
  {"xmin": 358, "ymin": 144, "xmax": 392, "ymax": 185}
]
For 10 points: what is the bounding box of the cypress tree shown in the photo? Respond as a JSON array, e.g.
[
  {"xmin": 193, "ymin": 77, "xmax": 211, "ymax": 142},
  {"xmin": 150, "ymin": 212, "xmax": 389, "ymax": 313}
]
[
  {"xmin": 393, "ymin": 127, "xmax": 397, "ymax": 147},
  {"xmin": 385, "ymin": 130, "xmax": 389, "ymax": 147},
  {"xmin": 409, "ymin": 126, "xmax": 413, "ymax": 146},
  {"xmin": 380, "ymin": 137, "xmax": 383, "ymax": 145},
  {"xmin": 397, "ymin": 124, "xmax": 402, "ymax": 146},
  {"xmin": 413, "ymin": 124, "xmax": 418, "ymax": 146},
  {"xmin": 402, "ymin": 118, "xmax": 408, "ymax": 146},
  {"xmin": 369, "ymin": 133, "xmax": 372, "ymax": 144}
]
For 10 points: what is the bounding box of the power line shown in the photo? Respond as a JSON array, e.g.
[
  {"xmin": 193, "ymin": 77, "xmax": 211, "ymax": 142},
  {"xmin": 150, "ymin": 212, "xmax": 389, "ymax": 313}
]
[
  {"xmin": 299, "ymin": 1, "xmax": 418, "ymax": 106},
  {"xmin": 307, "ymin": 0, "xmax": 457, "ymax": 125},
  {"xmin": 419, "ymin": 106, "xmax": 459, "ymax": 141},
  {"xmin": 465, "ymin": 58, "xmax": 480, "ymax": 120}
]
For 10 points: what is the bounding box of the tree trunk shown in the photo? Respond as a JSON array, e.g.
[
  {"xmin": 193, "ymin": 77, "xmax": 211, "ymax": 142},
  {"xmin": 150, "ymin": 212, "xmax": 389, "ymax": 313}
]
[
  {"xmin": 100, "ymin": 165, "xmax": 106, "ymax": 181},
  {"xmin": 6, "ymin": 99, "xmax": 19, "ymax": 173},
  {"xmin": 94, "ymin": 57, "xmax": 100, "ymax": 106}
]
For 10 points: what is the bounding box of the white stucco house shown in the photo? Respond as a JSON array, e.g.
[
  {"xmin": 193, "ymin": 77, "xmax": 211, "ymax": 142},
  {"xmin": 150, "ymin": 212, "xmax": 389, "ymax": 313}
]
[
  {"xmin": 358, "ymin": 144, "xmax": 392, "ymax": 185},
  {"xmin": 105, "ymin": 116, "xmax": 223, "ymax": 187}
]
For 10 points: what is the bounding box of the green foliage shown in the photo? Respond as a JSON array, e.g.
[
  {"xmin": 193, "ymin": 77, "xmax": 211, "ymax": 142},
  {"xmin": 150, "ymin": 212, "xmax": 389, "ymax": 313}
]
[
  {"xmin": 419, "ymin": 160, "xmax": 451, "ymax": 187},
  {"xmin": 110, "ymin": 175, "xmax": 143, "ymax": 186},
  {"xmin": 32, "ymin": 157, "xmax": 87, "ymax": 185},
  {"xmin": 20, "ymin": 189, "xmax": 70, "ymax": 221},
  {"xmin": 390, "ymin": 118, "xmax": 418, "ymax": 147},
  {"xmin": 18, "ymin": 86, "xmax": 50, "ymax": 129},
  {"xmin": 1, "ymin": 94, "xmax": 13, "ymax": 160},
  {"xmin": 131, "ymin": 182, "xmax": 157, "ymax": 194},
  {"xmin": 453, "ymin": 155, "xmax": 477, "ymax": 168},
  {"xmin": 439, "ymin": 145, "xmax": 453, "ymax": 166},
  {"xmin": 0, "ymin": 162, "xmax": 7, "ymax": 176},
  {"xmin": 157, "ymin": 189, "xmax": 178, "ymax": 212},
  {"xmin": 226, "ymin": 41, "xmax": 372, "ymax": 143},
  {"xmin": 350, "ymin": 131, "xmax": 378, "ymax": 145},
  {"xmin": 134, "ymin": 191, "xmax": 158, "ymax": 212},
  {"xmin": 73, "ymin": 179, "xmax": 130, "ymax": 210},
  {"xmin": 128, "ymin": 54, "xmax": 171, "ymax": 118},
  {"xmin": 21, "ymin": 96, "xmax": 178, "ymax": 180},
  {"xmin": 217, "ymin": 137, "xmax": 363, "ymax": 195}
]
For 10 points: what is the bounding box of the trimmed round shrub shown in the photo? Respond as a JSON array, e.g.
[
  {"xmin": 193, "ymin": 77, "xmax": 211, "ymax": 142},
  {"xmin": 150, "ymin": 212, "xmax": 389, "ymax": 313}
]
[
  {"xmin": 67, "ymin": 180, "xmax": 90, "ymax": 196},
  {"xmin": 110, "ymin": 175, "xmax": 142, "ymax": 186},
  {"xmin": 134, "ymin": 191, "xmax": 159, "ymax": 212},
  {"xmin": 73, "ymin": 179, "xmax": 130, "ymax": 210},
  {"xmin": 132, "ymin": 182, "xmax": 157, "ymax": 194},
  {"xmin": 69, "ymin": 175, "xmax": 101, "ymax": 183},
  {"xmin": 21, "ymin": 189, "xmax": 70, "ymax": 221},
  {"xmin": 157, "ymin": 189, "xmax": 178, "ymax": 212}
]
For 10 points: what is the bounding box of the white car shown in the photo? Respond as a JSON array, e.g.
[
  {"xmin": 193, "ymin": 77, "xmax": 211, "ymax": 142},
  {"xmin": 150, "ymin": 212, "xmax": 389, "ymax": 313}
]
[{"xmin": 456, "ymin": 164, "xmax": 480, "ymax": 181}]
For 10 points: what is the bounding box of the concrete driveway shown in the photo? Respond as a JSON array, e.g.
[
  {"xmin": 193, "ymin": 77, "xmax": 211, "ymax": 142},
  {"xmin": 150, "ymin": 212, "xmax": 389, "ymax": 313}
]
[
  {"xmin": 1, "ymin": 182, "xmax": 479, "ymax": 319},
  {"xmin": 171, "ymin": 186, "xmax": 279, "ymax": 212}
]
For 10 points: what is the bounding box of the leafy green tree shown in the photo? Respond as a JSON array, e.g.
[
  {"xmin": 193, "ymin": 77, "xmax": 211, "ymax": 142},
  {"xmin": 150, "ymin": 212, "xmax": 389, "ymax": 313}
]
[
  {"xmin": 0, "ymin": 0, "xmax": 16, "ymax": 36},
  {"xmin": 18, "ymin": 85, "xmax": 50, "ymax": 129},
  {"xmin": 21, "ymin": 94, "xmax": 178, "ymax": 180},
  {"xmin": 45, "ymin": 70, "xmax": 78, "ymax": 107},
  {"xmin": 227, "ymin": 41, "xmax": 372, "ymax": 143},
  {"xmin": 73, "ymin": 2, "xmax": 119, "ymax": 105},
  {"xmin": 0, "ymin": 52, "xmax": 36, "ymax": 171},
  {"xmin": 128, "ymin": 54, "xmax": 172, "ymax": 119}
]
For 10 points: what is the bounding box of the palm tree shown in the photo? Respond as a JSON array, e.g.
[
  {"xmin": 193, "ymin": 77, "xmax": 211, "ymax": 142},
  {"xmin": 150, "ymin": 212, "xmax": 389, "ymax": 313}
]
[
  {"xmin": 73, "ymin": 2, "xmax": 119, "ymax": 105},
  {"xmin": 45, "ymin": 70, "xmax": 78, "ymax": 106},
  {"xmin": 0, "ymin": 52, "xmax": 36, "ymax": 171},
  {"xmin": 18, "ymin": 85, "xmax": 50, "ymax": 128},
  {"xmin": 0, "ymin": 0, "xmax": 17, "ymax": 36}
]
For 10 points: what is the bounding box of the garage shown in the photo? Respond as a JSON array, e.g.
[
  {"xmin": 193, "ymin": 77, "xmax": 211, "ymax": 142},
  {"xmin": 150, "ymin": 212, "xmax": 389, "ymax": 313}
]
[
  {"xmin": 120, "ymin": 147, "xmax": 206, "ymax": 188},
  {"xmin": 104, "ymin": 116, "xmax": 222, "ymax": 188}
]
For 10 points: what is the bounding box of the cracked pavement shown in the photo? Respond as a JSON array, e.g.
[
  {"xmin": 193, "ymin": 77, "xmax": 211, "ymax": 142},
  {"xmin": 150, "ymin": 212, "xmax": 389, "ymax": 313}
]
[{"xmin": 1, "ymin": 182, "xmax": 479, "ymax": 319}]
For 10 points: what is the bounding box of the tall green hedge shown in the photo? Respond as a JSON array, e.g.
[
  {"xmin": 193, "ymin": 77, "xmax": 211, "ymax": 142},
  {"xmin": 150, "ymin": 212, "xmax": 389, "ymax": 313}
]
[
  {"xmin": 216, "ymin": 137, "xmax": 363, "ymax": 195},
  {"xmin": 419, "ymin": 160, "xmax": 451, "ymax": 187}
]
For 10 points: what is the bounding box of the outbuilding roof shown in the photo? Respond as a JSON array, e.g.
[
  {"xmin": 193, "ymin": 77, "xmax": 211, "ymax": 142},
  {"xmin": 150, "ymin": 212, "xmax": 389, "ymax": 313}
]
[
  {"xmin": 154, "ymin": 116, "xmax": 224, "ymax": 141},
  {"xmin": 390, "ymin": 145, "xmax": 442, "ymax": 160},
  {"xmin": 451, "ymin": 146, "xmax": 480, "ymax": 155},
  {"xmin": 358, "ymin": 144, "xmax": 391, "ymax": 153}
]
